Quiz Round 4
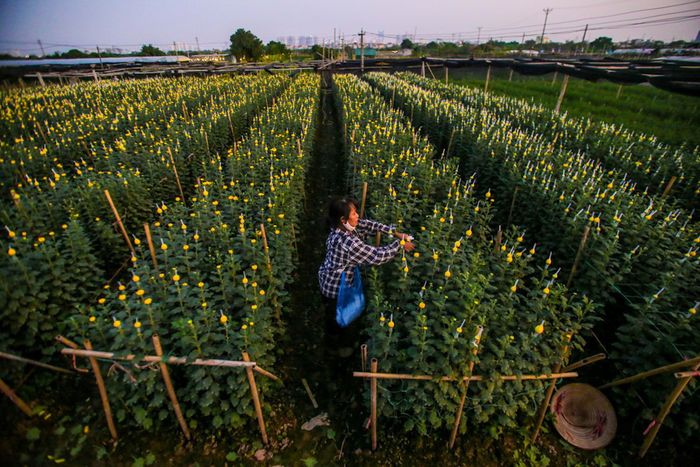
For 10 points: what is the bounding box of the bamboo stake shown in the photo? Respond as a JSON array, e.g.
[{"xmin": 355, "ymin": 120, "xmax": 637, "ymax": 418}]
[
  {"xmin": 253, "ymin": 366, "xmax": 281, "ymax": 382},
  {"xmin": 532, "ymin": 333, "xmax": 573, "ymax": 442},
  {"xmin": 361, "ymin": 344, "xmax": 368, "ymax": 372},
  {"xmin": 445, "ymin": 66, "xmax": 449, "ymax": 85},
  {"xmin": 0, "ymin": 377, "xmax": 33, "ymax": 417},
  {"xmin": 104, "ymin": 189, "xmax": 135, "ymax": 256},
  {"xmin": 484, "ymin": 65, "xmax": 492, "ymax": 93},
  {"xmin": 494, "ymin": 226, "xmax": 502, "ymax": 253},
  {"xmin": 360, "ymin": 182, "xmax": 368, "ymax": 218},
  {"xmin": 674, "ymin": 370, "xmax": 700, "ymax": 378},
  {"xmin": 375, "ymin": 232, "xmax": 381, "ymax": 247},
  {"xmin": 506, "ymin": 187, "xmax": 519, "ymax": 226},
  {"xmin": 152, "ymin": 336, "xmax": 191, "ymax": 440},
  {"xmin": 37, "ymin": 72, "xmax": 45, "ymax": 87},
  {"xmin": 600, "ymin": 355, "xmax": 700, "ymax": 389},
  {"xmin": 167, "ymin": 148, "xmax": 186, "ymax": 202},
  {"xmin": 562, "ymin": 353, "xmax": 606, "ymax": 372},
  {"xmin": 301, "ymin": 378, "xmax": 319, "ymax": 409},
  {"xmin": 61, "ymin": 348, "xmax": 258, "ymax": 368},
  {"xmin": 616, "ymin": 84, "xmax": 623, "ymax": 99},
  {"xmin": 260, "ymin": 223, "xmax": 272, "ymax": 274},
  {"xmin": 353, "ymin": 371, "xmax": 578, "ymax": 382},
  {"xmin": 449, "ymin": 326, "xmax": 483, "ymax": 448},
  {"xmin": 370, "ymin": 358, "xmax": 378, "ymax": 451},
  {"xmin": 445, "ymin": 128, "xmax": 456, "ymax": 158},
  {"xmin": 554, "ymin": 74, "xmax": 570, "ymax": 114},
  {"xmin": 84, "ymin": 340, "xmax": 118, "ymax": 440},
  {"xmin": 143, "ymin": 223, "xmax": 158, "ymax": 269},
  {"xmin": 508, "ymin": 68, "xmax": 514, "ymax": 82},
  {"xmin": 0, "ymin": 351, "xmax": 74, "ymax": 375},
  {"xmin": 661, "ymin": 176, "xmax": 677, "ymax": 198},
  {"xmin": 56, "ymin": 335, "xmax": 90, "ymax": 373},
  {"xmin": 639, "ymin": 362, "xmax": 700, "ymax": 458},
  {"xmin": 566, "ymin": 225, "xmax": 590, "ymax": 288},
  {"xmin": 243, "ymin": 352, "xmax": 268, "ymax": 445},
  {"xmin": 551, "ymin": 71, "xmax": 558, "ymax": 86}
]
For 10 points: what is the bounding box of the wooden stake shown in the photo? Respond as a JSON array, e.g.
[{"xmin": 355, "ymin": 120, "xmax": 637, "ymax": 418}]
[
  {"xmin": 370, "ymin": 358, "xmax": 378, "ymax": 450},
  {"xmin": 353, "ymin": 371, "xmax": 578, "ymax": 382},
  {"xmin": 554, "ymin": 74, "xmax": 570, "ymax": 114},
  {"xmin": 532, "ymin": 333, "xmax": 573, "ymax": 442},
  {"xmin": 152, "ymin": 335, "xmax": 191, "ymax": 440},
  {"xmin": 0, "ymin": 377, "xmax": 33, "ymax": 417},
  {"xmin": 243, "ymin": 352, "xmax": 268, "ymax": 444},
  {"xmin": 361, "ymin": 344, "xmax": 368, "ymax": 372},
  {"xmin": 484, "ymin": 65, "xmax": 492, "ymax": 93},
  {"xmin": 360, "ymin": 182, "xmax": 368, "ymax": 218},
  {"xmin": 104, "ymin": 189, "xmax": 135, "ymax": 256},
  {"xmin": 616, "ymin": 84, "xmax": 623, "ymax": 99},
  {"xmin": 661, "ymin": 176, "xmax": 677, "ymax": 198},
  {"xmin": 301, "ymin": 378, "xmax": 319, "ymax": 409},
  {"xmin": 167, "ymin": 148, "xmax": 186, "ymax": 202},
  {"xmin": 639, "ymin": 362, "xmax": 700, "ymax": 458},
  {"xmin": 143, "ymin": 223, "xmax": 158, "ymax": 269},
  {"xmin": 0, "ymin": 351, "xmax": 74, "ymax": 375},
  {"xmin": 600, "ymin": 355, "xmax": 700, "ymax": 389},
  {"xmin": 84, "ymin": 340, "xmax": 118, "ymax": 440},
  {"xmin": 449, "ymin": 326, "xmax": 483, "ymax": 448},
  {"xmin": 562, "ymin": 353, "xmax": 606, "ymax": 372},
  {"xmin": 566, "ymin": 225, "xmax": 590, "ymax": 288},
  {"xmin": 508, "ymin": 68, "xmax": 514, "ymax": 82},
  {"xmin": 506, "ymin": 187, "xmax": 519, "ymax": 226},
  {"xmin": 260, "ymin": 223, "xmax": 272, "ymax": 273}
]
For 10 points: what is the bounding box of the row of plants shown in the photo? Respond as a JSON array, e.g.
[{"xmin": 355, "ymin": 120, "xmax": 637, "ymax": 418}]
[
  {"xmin": 399, "ymin": 72, "xmax": 699, "ymax": 209},
  {"xmin": 334, "ymin": 74, "xmax": 594, "ymax": 439},
  {"xmin": 0, "ymin": 74, "xmax": 290, "ymax": 356},
  {"xmin": 365, "ymin": 72, "xmax": 699, "ymax": 443},
  {"xmin": 6, "ymin": 73, "xmax": 320, "ymax": 437}
]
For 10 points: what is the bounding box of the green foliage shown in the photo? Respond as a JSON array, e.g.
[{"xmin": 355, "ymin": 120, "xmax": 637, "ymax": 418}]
[
  {"xmin": 265, "ymin": 40, "xmax": 289, "ymax": 57},
  {"xmin": 139, "ymin": 44, "xmax": 166, "ymax": 56},
  {"xmin": 229, "ymin": 28, "xmax": 264, "ymax": 62},
  {"xmin": 590, "ymin": 36, "xmax": 614, "ymax": 51},
  {"xmin": 400, "ymin": 38, "xmax": 414, "ymax": 49}
]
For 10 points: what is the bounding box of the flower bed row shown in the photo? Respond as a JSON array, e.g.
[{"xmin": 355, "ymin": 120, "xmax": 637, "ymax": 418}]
[
  {"xmin": 364, "ymin": 72, "xmax": 699, "ymax": 443},
  {"xmin": 334, "ymin": 74, "xmax": 594, "ymax": 439},
  {"xmin": 398, "ymin": 72, "xmax": 699, "ymax": 208},
  {"xmin": 57, "ymin": 73, "xmax": 320, "ymax": 433}
]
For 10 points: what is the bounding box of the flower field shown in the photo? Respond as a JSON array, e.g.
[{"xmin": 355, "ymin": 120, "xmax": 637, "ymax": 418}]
[
  {"xmin": 0, "ymin": 69, "xmax": 697, "ymax": 463},
  {"xmin": 364, "ymin": 71, "xmax": 699, "ymax": 442}
]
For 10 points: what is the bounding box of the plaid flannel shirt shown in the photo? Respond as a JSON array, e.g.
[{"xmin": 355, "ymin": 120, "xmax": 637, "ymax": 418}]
[{"xmin": 318, "ymin": 218, "xmax": 400, "ymax": 299}]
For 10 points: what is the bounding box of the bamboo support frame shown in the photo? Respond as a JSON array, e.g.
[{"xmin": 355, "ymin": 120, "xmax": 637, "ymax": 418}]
[
  {"xmin": 599, "ymin": 355, "xmax": 700, "ymax": 389},
  {"xmin": 104, "ymin": 189, "xmax": 135, "ymax": 256},
  {"xmin": 674, "ymin": 370, "xmax": 700, "ymax": 378},
  {"xmin": 84, "ymin": 340, "xmax": 118, "ymax": 440},
  {"xmin": 0, "ymin": 351, "xmax": 74, "ymax": 375},
  {"xmin": 353, "ymin": 371, "xmax": 578, "ymax": 382},
  {"xmin": 639, "ymin": 362, "xmax": 700, "ymax": 458},
  {"xmin": 243, "ymin": 352, "xmax": 268, "ymax": 445},
  {"xmin": 167, "ymin": 147, "xmax": 186, "ymax": 202},
  {"xmin": 143, "ymin": 223, "xmax": 158, "ymax": 269},
  {"xmin": 567, "ymin": 225, "xmax": 590, "ymax": 288},
  {"xmin": 152, "ymin": 336, "xmax": 191, "ymax": 440},
  {"xmin": 370, "ymin": 358, "xmax": 378, "ymax": 451},
  {"xmin": 532, "ymin": 333, "xmax": 573, "ymax": 442},
  {"xmin": 449, "ymin": 326, "xmax": 483, "ymax": 449},
  {"xmin": 0, "ymin": 377, "xmax": 33, "ymax": 417},
  {"xmin": 360, "ymin": 182, "xmax": 368, "ymax": 218}
]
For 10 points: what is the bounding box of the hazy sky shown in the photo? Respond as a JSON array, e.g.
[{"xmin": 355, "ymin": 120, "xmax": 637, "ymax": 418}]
[{"xmin": 0, "ymin": 0, "xmax": 698, "ymax": 54}]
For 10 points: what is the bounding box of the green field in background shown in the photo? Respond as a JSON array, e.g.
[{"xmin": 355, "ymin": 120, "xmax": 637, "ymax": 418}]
[{"xmin": 447, "ymin": 67, "xmax": 700, "ymax": 149}]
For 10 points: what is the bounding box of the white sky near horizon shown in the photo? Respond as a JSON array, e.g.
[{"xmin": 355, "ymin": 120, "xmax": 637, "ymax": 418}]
[{"xmin": 0, "ymin": 0, "xmax": 698, "ymax": 55}]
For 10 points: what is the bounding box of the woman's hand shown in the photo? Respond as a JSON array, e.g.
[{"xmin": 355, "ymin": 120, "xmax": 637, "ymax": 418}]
[
  {"xmin": 394, "ymin": 231, "xmax": 413, "ymax": 241},
  {"xmin": 402, "ymin": 241, "xmax": 416, "ymax": 252}
]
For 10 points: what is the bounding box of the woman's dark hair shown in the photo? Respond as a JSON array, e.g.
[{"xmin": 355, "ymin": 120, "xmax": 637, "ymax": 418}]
[{"xmin": 327, "ymin": 196, "xmax": 358, "ymax": 229}]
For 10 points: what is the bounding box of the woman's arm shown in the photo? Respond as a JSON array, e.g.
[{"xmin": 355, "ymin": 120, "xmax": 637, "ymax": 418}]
[
  {"xmin": 356, "ymin": 218, "xmax": 395, "ymax": 235},
  {"xmin": 344, "ymin": 235, "xmax": 401, "ymax": 266}
]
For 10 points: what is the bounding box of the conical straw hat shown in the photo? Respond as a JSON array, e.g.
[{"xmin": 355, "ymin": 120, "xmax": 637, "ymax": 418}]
[{"xmin": 550, "ymin": 383, "xmax": 617, "ymax": 450}]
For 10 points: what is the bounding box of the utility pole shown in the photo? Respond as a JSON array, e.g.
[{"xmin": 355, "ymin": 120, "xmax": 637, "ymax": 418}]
[
  {"xmin": 541, "ymin": 8, "xmax": 553, "ymax": 47},
  {"xmin": 196, "ymin": 36, "xmax": 201, "ymax": 52},
  {"xmin": 581, "ymin": 24, "xmax": 589, "ymax": 54},
  {"xmin": 37, "ymin": 39, "xmax": 45, "ymax": 57},
  {"xmin": 477, "ymin": 27, "xmax": 482, "ymax": 45},
  {"xmin": 173, "ymin": 41, "xmax": 177, "ymax": 57},
  {"xmin": 359, "ymin": 29, "xmax": 366, "ymax": 73},
  {"xmin": 96, "ymin": 45, "xmax": 104, "ymax": 69}
]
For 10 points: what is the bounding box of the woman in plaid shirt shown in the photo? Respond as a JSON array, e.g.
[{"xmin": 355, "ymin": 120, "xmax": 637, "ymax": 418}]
[{"xmin": 318, "ymin": 197, "xmax": 415, "ymax": 301}]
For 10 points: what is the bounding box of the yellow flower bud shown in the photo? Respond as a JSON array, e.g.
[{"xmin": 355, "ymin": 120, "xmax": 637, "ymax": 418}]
[{"xmin": 143, "ymin": 297, "xmax": 152, "ymax": 305}]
